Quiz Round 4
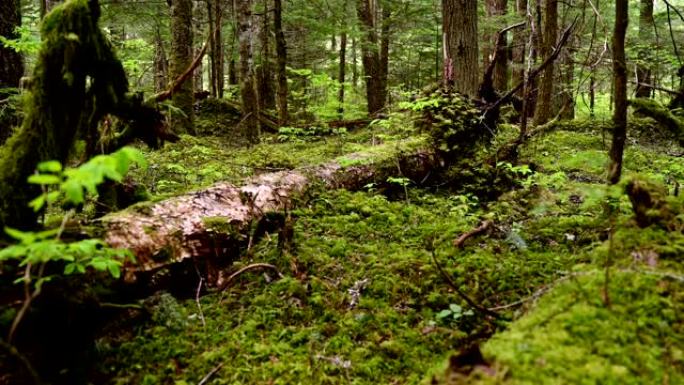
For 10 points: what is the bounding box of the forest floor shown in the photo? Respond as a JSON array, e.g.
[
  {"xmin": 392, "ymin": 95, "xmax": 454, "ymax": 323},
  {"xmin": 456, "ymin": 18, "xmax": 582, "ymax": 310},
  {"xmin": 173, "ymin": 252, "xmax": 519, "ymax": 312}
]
[{"xmin": 94, "ymin": 108, "xmax": 684, "ymax": 385}]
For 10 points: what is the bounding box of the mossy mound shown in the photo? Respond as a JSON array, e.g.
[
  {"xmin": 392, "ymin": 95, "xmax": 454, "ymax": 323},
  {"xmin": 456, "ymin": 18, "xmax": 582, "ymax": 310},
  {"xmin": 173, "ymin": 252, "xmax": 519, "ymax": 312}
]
[
  {"xmin": 441, "ymin": 270, "xmax": 684, "ymax": 385},
  {"xmin": 194, "ymin": 98, "xmax": 242, "ymax": 137}
]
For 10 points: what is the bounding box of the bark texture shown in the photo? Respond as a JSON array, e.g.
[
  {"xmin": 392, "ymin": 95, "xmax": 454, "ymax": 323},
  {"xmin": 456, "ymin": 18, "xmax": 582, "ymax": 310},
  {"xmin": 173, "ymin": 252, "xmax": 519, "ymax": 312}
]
[
  {"xmin": 356, "ymin": 0, "xmax": 385, "ymax": 115},
  {"xmin": 0, "ymin": 0, "xmax": 24, "ymax": 90},
  {"xmin": 608, "ymin": 0, "xmax": 629, "ymax": 185},
  {"xmin": 103, "ymin": 141, "xmax": 437, "ymax": 285},
  {"xmin": 338, "ymin": 30, "xmax": 348, "ymax": 116},
  {"xmin": 635, "ymin": 0, "xmax": 654, "ymax": 98},
  {"xmin": 442, "ymin": 0, "xmax": 479, "ymax": 97},
  {"xmin": 533, "ymin": 0, "xmax": 558, "ymax": 125},
  {"xmin": 170, "ymin": 0, "xmax": 195, "ymax": 134},
  {"xmin": 484, "ymin": 0, "xmax": 509, "ymax": 92},
  {"xmin": 273, "ymin": 0, "xmax": 289, "ymax": 124},
  {"xmin": 237, "ymin": 0, "xmax": 260, "ymax": 142}
]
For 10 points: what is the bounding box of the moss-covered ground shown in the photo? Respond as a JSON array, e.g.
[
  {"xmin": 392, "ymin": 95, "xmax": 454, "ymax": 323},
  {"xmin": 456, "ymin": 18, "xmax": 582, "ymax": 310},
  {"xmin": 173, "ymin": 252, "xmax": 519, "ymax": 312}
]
[{"xmin": 97, "ymin": 119, "xmax": 684, "ymax": 384}]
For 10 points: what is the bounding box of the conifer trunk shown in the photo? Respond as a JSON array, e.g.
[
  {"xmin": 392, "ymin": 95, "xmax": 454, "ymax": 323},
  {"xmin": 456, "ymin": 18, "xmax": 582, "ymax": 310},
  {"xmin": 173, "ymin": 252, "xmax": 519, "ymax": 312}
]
[
  {"xmin": 170, "ymin": 0, "xmax": 195, "ymax": 134},
  {"xmin": 273, "ymin": 0, "xmax": 288, "ymax": 124},
  {"xmin": 356, "ymin": 0, "xmax": 385, "ymax": 115},
  {"xmin": 485, "ymin": 0, "xmax": 508, "ymax": 92},
  {"xmin": 257, "ymin": 0, "xmax": 275, "ymax": 110},
  {"xmin": 635, "ymin": 0, "xmax": 654, "ymax": 98},
  {"xmin": 153, "ymin": 26, "xmax": 168, "ymax": 93},
  {"xmin": 237, "ymin": 0, "xmax": 260, "ymax": 142},
  {"xmin": 512, "ymin": 0, "xmax": 527, "ymax": 96},
  {"xmin": 379, "ymin": 6, "xmax": 390, "ymax": 107},
  {"xmin": 442, "ymin": 0, "xmax": 479, "ymax": 97},
  {"xmin": 533, "ymin": 0, "xmax": 557, "ymax": 125},
  {"xmin": 608, "ymin": 0, "xmax": 628, "ymax": 184},
  {"xmin": 338, "ymin": 30, "xmax": 347, "ymax": 117}
]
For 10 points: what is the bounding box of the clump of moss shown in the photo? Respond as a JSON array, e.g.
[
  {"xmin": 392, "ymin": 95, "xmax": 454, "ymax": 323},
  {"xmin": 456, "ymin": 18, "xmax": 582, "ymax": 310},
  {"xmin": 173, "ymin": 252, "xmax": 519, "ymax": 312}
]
[{"xmin": 448, "ymin": 270, "xmax": 684, "ymax": 385}]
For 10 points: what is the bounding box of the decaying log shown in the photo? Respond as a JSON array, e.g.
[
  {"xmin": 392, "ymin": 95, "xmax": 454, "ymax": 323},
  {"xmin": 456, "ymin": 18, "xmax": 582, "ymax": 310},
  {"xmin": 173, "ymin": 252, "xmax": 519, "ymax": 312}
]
[{"xmin": 102, "ymin": 140, "xmax": 438, "ymax": 285}]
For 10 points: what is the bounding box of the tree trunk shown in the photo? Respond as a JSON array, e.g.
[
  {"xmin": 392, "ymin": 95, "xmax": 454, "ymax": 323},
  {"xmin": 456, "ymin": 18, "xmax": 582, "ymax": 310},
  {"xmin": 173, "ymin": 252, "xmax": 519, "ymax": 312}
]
[
  {"xmin": 485, "ymin": 0, "xmax": 508, "ymax": 92},
  {"xmin": 533, "ymin": 0, "xmax": 557, "ymax": 126},
  {"xmin": 103, "ymin": 144, "xmax": 439, "ymax": 286},
  {"xmin": 153, "ymin": 25, "xmax": 168, "ymax": 93},
  {"xmin": 228, "ymin": 0, "xmax": 238, "ymax": 85},
  {"xmin": 214, "ymin": 0, "xmax": 224, "ymax": 98},
  {"xmin": 379, "ymin": 6, "xmax": 390, "ymax": 107},
  {"xmin": 352, "ymin": 36, "xmax": 358, "ymax": 88},
  {"xmin": 40, "ymin": 0, "xmax": 62, "ymax": 18},
  {"xmin": 257, "ymin": 0, "xmax": 275, "ymax": 110},
  {"xmin": 0, "ymin": 0, "xmax": 23, "ymax": 90},
  {"xmin": 273, "ymin": 0, "xmax": 289, "ymax": 124},
  {"xmin": 271, "ymin": 0, "xmax": 289, "ymax": 124},
  {"xmin": 512, "ymin": 0, "xmax": 527, "ymax": 96},
  {"xmin": 356, "ymin": 0, "xmax": 384, "ymax": 115},
  {"xmin": 237, "ymin": 0, "xmax": 260, "ymax": 143},
  {"xmin": 558, "ymin": 42, "xmax": 575, "ymax": 120},
  {"xmin": 442, "ymin": 0, "xmax": 479, "ymax": 97},
  {"xmin": 635, "ymin": 0, "xmax": 654, "ymax": 98},
  {"xmin": 608, "ymin": 0, "xmax": 628, "ymax": 185},
  {"xmin": 170, "ymin": 0, "xmax": 195, "ymax": 134},
  {"xmin": 338, "ymin": 30, "xmax": 347, "ymax": 117}
]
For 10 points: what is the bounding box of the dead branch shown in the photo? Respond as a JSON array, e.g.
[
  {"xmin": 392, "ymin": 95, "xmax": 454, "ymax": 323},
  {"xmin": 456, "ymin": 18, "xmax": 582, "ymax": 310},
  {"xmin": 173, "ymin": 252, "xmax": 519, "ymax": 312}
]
[
  {"xmin": 218, "ymin": 263, "xmax": 283, "ymax": 292},
  {"xmin": 453, "ymin": 220, "xmax": 493, "ymax": 249},
  {"xmin": 429, "ymin": 245, "xmax": 506, "ymax": 320},
  {"xmin": 485, "ymin": 17, "xmax": 578, "ymax": 115},
  {"xmin": 198, "ymin": 363, "xmax": 224, "ymax": 385},
  {"xmin": 152, "ymin": 32, "xmax": 211, "ymax": 103}
]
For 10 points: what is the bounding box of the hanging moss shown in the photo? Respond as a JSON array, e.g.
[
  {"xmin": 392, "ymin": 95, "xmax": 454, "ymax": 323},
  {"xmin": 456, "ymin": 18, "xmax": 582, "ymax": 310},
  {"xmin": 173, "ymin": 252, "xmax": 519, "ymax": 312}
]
[{"xmin": 0, "ymin": 0, "xmax": 166, "ymax": 230}]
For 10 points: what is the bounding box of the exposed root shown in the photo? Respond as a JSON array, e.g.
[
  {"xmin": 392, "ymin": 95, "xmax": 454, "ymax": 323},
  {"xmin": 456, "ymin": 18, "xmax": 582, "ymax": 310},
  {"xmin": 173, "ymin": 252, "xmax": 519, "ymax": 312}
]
[{"xmin": 218, "ymin": 263, "xmax": 283, "ymax": 293}]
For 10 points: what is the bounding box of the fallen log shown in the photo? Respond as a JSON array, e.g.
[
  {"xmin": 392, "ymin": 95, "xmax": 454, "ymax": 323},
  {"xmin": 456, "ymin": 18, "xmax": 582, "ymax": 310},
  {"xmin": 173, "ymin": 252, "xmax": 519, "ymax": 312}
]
[{"xmin": 101, "ymin": 138, "xmax": 437, "ymax": 287}]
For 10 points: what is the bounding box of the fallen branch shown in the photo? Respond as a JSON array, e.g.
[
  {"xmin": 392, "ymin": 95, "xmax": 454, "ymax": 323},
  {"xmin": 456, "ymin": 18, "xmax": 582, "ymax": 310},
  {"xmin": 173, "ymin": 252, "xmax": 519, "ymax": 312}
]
[
  {"xmin": 0, "ymin": 339, "xmax": 42, "ymax": 385},
  {"xmin": 453, "ymin": 220, "xmax": 493, "ymax": 249}
]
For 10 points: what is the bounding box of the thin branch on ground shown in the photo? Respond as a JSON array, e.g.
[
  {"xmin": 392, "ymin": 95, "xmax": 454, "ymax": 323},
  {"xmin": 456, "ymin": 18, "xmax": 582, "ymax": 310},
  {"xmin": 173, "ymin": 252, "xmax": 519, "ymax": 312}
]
[
  {"xmin": 218, "ymin": 263, "xmax": 283, "ymax": 294},
  {"xmin": 453, "ymin": 220, "xmax": 493, "ymax": 249},
  {"xmin": 198, "ymin": 363, "xmax": 224, "ymax": 385}
]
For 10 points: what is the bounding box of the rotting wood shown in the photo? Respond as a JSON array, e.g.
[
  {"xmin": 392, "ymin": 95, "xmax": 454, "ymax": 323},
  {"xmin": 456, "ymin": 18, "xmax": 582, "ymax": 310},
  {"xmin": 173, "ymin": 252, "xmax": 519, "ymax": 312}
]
[{"xmin": 102, "ymin": 141, "xmax": 438, "ymax": 286}]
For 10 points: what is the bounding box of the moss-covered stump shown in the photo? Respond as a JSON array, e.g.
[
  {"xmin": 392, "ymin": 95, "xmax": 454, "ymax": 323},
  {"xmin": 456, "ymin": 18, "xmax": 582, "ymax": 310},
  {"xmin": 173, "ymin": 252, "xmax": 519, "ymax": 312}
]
[
  {"xmin": 0, "ymin": 0, "xmax": 168, "ymax": 231},
  {"xmin": 102, "ymin": 138, "xmax": 437, "ymax": 286}
]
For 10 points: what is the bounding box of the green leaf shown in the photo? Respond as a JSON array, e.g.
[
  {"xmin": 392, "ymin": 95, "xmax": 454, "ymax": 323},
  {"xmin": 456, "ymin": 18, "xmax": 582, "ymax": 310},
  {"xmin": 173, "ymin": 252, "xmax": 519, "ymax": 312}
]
[
  {"xmin": 107, "ymin": 263, "xmax": 121, "ymax": 279},
  {"xmin": 436, "ymin": 309, "xmax": 452, "ymax": 319},
  {"xmin": 27, "ymin": 174, "xmax": 61, "ymax": 185},
  {"xmin": 62, "ymin": 181, "xmax": 84, "ymax": 204},
  {"xmin": 37, "ymin": 160, "xmax": 63, "ymax": 173},
  {"xmin": 29, "ymin": 195, "xmax": 46, "ymax": 212},
  {"xmin": 4, "ymin": 227, "xmax": 33, "ymax": 243}
]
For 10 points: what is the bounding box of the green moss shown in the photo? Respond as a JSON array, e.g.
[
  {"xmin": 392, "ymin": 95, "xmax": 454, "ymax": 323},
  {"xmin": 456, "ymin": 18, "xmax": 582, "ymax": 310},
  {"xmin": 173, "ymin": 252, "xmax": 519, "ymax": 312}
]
[{"xmin": 473, "ymin": 271, "xmax": 684, "ymax": 385}]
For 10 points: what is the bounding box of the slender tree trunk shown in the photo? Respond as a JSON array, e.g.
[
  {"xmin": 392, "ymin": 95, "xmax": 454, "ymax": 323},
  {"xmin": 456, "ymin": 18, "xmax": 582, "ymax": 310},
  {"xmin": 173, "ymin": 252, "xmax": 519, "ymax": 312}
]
[
  {"xmin": 635, "ymin": 0, "xmax": 654, "ymax": 98},
  {"xmin": 485, "ymin": 0, "xmax": 509, "ymax": 92},
  {"xmin": 356, "ymin": 0, "xmax": 384, "ymax": 115},
  {"xmin": 273, "ymin": 0, "xmax": 289, "ymax": 124},
  {"xmin": 257, "ymin": 0, "xmax": 275, "ymax": 110},
  {"xmin": 379, "ymin": 6, "xmax": 390, "ymax": 107},
  {"xmin": 228, "ymin": 0, "xmax": 238, "ymax": 85},
  {"xmin": 338, "ymin": 30, "xmax": 347, "ymax": 117},
  {"xmin": 513, "ymin": 0, "xmax": 527, "ymax": 96},
  {"xmin": 153, "ymin": 25, "xmax": 169, "ymax": 92},
  {"xmin": 0, "ymin": 0, "xmax": 23, "ymax": 90},
  {"xmin": 41, "ymin": 0, "xmax": 62, "ymax": 18},
  {"xmin": 237, "ymin": 0, "xmax": 260, "ymax": 142},
  {"xmin": 352, "ymin": 36, "xmax": 358, "ymax": 88},
  {"xmin": 170, "ymin": 0, "xmax": 195, "ymax": 134},
  {"xmin": 533, "ymin": 0, "xmax": 557, "ymax": 125},
  {"xmin": 215, "ymin": 0, "xmax": 224, "ymax": 97},
  {"xmin": 608, "ymin": 0, "xmax": 628, "ymax": 184},
  {"xmin": 442, "ymin": 0, "xmax": 479, "ymax": 97},
  {"xmin": 558, "ymin": 43, "xmax": 575, "ymax": 119},
  {"xmin": 207, "ymin": 0, "xmax": 217, "ymax": 97}
]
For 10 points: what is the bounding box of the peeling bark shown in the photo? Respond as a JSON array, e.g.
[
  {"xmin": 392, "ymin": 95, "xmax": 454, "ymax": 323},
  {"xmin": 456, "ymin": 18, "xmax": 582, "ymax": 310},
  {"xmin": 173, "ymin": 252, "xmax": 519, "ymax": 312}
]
[{"xmin": 102, "ymin": 143, "xmax": 438, "ymax": 285}]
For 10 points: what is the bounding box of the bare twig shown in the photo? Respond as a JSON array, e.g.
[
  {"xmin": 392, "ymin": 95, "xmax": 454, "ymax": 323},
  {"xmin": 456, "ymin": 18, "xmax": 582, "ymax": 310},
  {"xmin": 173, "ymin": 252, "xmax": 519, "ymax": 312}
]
[
  {"xmin": 453, "ymin": 220, "xmax": 493, "ymax": 249},
  {"xmin": 198, "ymin": 363, "xmax": 224, "ymax": 385},
  {"xmin": 218, "ymin": 263, "xmax": 283, "ymax": 293}
]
